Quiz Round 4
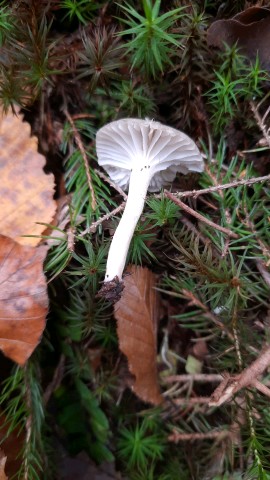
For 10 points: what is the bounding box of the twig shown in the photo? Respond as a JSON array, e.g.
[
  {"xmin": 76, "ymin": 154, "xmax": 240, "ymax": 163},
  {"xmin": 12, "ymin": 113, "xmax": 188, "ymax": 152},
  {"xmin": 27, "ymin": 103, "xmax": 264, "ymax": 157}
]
[
  {"xmin": 64, "ymin": 109, "xmax": 97, "ymax": 210},
  {"xmin": 23, "ymin": 366, "xmax": 32, "ymax": 480},
  {"xmin": 43, "ymin": 354, "xmax": 65, "ymax": 406},
  {"xmin": 253, "ymin": 379, "xmax": 270, "ymax": 398},
  {"xmin": 80, "ymin": 201, "xmax": 126, "ymax": 236},
  {"xmin": 173, "ymin": 396, "xmax": 211, "ymax": 405},
  {"xmin": 256, "ymin": 260, "xmax": 270, "ymax": 288},
  {"xmin": 209, "ymin": 345, "xmax": 270, "ymax": 406},
  {"xmin": 164, "ymin": 190, "xmax": 238, "ymax": 238},
  {"xmin": 79, "ymin": 169, "xmax": 128, "ymax": 236},
  {"xmin": 67, "ymin": 226, "xmax": 75, "ymax": 252},
  {"xmin": 94, "ymin": 168, "xmax": 127, "ymax": 200},
  {"xmin": 250, "ymin": 101, "xmax": 270, "ymax": 148},
  {"xmin": 168, "ymin": 173, "xmax": 270, "ymax": 200},
  {"xmin": 168, "ymin": 429, "xmax": 229, "ymax": 443},
  {"xmin": 71, "ymin": 113, "xmax": 95, "ymax": 120},
  {"xmin": 182, "ymin": 289, "xmax": 234, "ymax": 341},
  {"xmin": 164, "ymin": 374, "xmax": 223, "ymax": 383}
]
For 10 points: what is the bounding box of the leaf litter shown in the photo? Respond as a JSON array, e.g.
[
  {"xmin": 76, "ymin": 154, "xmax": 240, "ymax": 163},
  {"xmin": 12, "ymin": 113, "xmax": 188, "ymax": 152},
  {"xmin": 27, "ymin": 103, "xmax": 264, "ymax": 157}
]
[{"xmin": 114, "ymin": 265, "xmax": 163, "ymax": 405}]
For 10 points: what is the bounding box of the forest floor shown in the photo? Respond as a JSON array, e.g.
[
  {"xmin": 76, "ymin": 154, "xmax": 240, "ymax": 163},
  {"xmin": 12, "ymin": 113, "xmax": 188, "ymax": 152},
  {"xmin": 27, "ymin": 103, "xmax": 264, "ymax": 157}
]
[{"xmin": 0, "ymin": 1, "xmax": 270, "ymax": 479}]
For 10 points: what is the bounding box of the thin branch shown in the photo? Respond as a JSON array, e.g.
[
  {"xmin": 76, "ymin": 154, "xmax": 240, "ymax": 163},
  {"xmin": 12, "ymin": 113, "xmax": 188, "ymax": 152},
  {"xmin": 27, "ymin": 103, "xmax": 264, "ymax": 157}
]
[
  {"xmin": 43, "ymin": 354, "xmax": 65, "ymax": 406},
  {"xmin": 173, "ymin": 396, "xmax": 211, "ymax": 405},
  {"xmin": 168, "ymin": 173, "xmax": 270, "ymax": 200},
  {"xmin": 94, "ymin": 169, "xmax": 128, "ymax": 200},
  {"xmin": 164, "ymin": 374, "xmax": 223, "ymax": 383},
  {"xmin": 64, "ymin": 109, "xmax": 97, "ymax": 210},
  {"xmin": 256, "ymin": 260, "xmax": 270, "ymax": 288},
  {"xmin": 182, "ymin": 289, "xmax": 234, "ymax": 341},
  {"xmin": 23, "ymin": 366, "xmax": 32, "ymax": 480},
  {"xmin": 209, "ymin": 345, "xmax": 270, "ymax": 406},
  {"xmin": 250, "ymin": 100, "xmax": 270, "ymax": 148},
  {"xmin": 168, "ymin": 429, "xmax": 229, "ymax": 442},
  {"xmin": 80, "ymin": 202, "xmax": 126, "ymax": 236},
  {"xmin": 253, "ymin": 380, "xmax": 270, "ymax": 399},
  {"xmin": 164, "ymin": 190, "xmax": 238, "ymax": 238}
]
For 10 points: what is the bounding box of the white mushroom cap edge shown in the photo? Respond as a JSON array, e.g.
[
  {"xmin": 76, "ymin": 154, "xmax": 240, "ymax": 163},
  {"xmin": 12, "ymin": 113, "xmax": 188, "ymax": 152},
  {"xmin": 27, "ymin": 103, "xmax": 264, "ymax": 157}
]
[{"xmin": 96, "ymin": 118, "xmax": 204, "ymax": 288}]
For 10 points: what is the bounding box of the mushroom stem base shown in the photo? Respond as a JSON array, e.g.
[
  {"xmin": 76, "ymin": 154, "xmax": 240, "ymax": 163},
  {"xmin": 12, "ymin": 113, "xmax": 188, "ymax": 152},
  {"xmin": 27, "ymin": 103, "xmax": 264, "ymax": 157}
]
[{"xmin": 97, "ymin": 276, "xmax": 124, "ymax": 303}]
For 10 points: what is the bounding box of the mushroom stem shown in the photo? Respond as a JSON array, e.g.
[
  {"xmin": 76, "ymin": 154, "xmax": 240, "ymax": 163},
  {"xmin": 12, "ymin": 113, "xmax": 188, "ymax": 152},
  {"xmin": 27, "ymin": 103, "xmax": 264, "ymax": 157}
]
[{"xmin": 104, "ymin": 168, "xmax": 152, "ymax": 282}]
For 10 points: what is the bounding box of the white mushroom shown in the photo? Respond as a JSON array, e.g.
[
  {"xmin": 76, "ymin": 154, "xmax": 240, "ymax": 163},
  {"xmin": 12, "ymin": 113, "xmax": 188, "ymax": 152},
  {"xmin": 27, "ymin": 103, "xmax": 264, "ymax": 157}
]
[{"xmin": 96, "ymin": 118, "xmax": 204, "ymax": 288}]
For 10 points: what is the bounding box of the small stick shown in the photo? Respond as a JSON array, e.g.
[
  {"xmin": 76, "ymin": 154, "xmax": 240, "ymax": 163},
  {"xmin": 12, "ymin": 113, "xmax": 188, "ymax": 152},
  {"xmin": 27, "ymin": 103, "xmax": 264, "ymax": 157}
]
[
  {"xmin": 256, "ymin": 260, "xmax": 270, "ymax": 288},
  {"xmin": 44, "ymin": 354, "xmax": 65, "ymax": 406},
  {"xmin": 80, "ymin": 202, "xmax": 126, "ymax": 236},
  {"xmin": 168, "ymin": 429, "xmax": 229, "ymax": 442},
  {"xmin": 173, "ymin": 396, "xmax": 211, "ymax": 405},
  {"xmin": 164, "ymin": 190, "xmax": 238, "ymax": 238},
  {"xmin": 23, "ymin": 367, "xmax": 32, "ymax": 480},
  {"xmin": 94, "ymin": 169, "xmax": 128, "ymax": 200},
  {"xmin": 209, "ymin": 345, "xmax": 270, "ymax": 406},
  {"xmin": 64, "ymin": 109, "xmax": 97, "ymax": 210},
  {"xmin": 250, "ymin": 101, "xmax": 270, "ymax": 148},
  {"xmin": 164, "ymin": 374, "xmax": 223, "ymax": 383},
  {"xmin": 253, "ymin": 380, "xmax": 270, "ymax": 399},
  {"xmin": 71, "ymin": 113, "xmax": 95, "ymax": 120},
  {"xmin": 170, "ymin": 173, "xmax": 270, "ymax": 200},
  {"xmin": 182, "ymin": 289, "xmax": 234, "ymax": 341}
]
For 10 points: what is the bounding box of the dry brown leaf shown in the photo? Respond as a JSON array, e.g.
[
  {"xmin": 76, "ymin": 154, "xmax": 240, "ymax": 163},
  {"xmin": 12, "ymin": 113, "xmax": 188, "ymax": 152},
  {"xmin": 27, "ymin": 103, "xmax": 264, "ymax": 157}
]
[
  {"xmin": 0, "ymin": 235, "xmax": 48, "ymax": 365},
  {"xmin": 207, "ymin": 7, "xmax": 270, "ymax": 70},
  {"xmin": 0, "ymin": 108, "xmax": 56, "ymax": 246},
  {"xmin": 114, "ymin": 265, "xmax": 163, "ymax": 405}
]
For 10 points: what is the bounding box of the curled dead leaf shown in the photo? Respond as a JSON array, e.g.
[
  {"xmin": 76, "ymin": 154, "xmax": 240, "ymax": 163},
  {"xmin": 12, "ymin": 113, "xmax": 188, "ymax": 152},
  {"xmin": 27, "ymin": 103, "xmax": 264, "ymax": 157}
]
[
  {"xmin": 0, "ymin": 108, "xmax": 56, "ymax": 246},
  {"xmin": 207, "ymin": 7, "xmax": 270, "ymax": 70},
  {"xmin": 114, "ymin": 265, "xmax": 163, "ymax": 405},
  {"xmin": 0, "ymin": 235, "xmax": 48, "ymax": 365}
]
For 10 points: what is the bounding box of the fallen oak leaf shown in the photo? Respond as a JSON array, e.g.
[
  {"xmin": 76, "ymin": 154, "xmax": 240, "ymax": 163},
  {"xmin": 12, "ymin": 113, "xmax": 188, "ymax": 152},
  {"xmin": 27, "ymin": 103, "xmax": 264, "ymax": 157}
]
[
  {"xmin": 114, "ymin": 265, "xmax": 163, "ymax": 405},
  {"xmin": 0, "ymin": 108, "xmax": 56, "ymax": 246},
  {"xmin": 0, "ymin": 235, "xmax": 48, "ymax": 365}
]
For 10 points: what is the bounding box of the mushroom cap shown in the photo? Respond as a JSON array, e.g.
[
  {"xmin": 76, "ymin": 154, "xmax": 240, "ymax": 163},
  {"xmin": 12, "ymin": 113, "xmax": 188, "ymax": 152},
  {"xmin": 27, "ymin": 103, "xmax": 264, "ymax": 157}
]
[{"xmin": 96, "ymin": 118, "xmax": 204, "ymax": 192}]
